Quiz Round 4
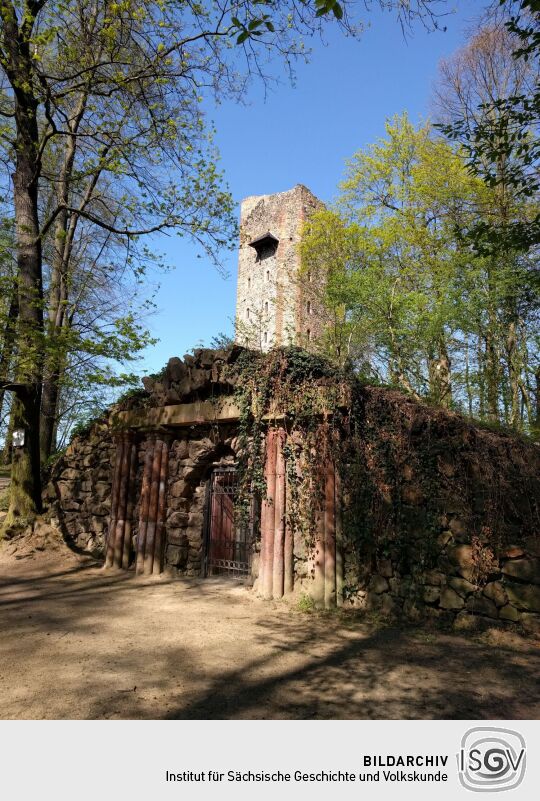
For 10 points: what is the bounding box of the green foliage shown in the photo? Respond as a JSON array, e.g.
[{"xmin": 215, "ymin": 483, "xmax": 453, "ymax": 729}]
[
  {"xmin": 115, "ymin": 387, "xmax": 150, "ymax": 408},
  {"xmin": 69, "ymin": 411, "xmax": 108, "ymax": 442},
  {"xmin": 297, "ymin": 593, "xmax": 316, "ymax": 612},
  {"xmin": 301, "ymin": 113, "xmax": 540, "ymax": 433},
  {"xmin": 224, "ymin": 346, "xmax": 353, "ymax": 545},
  {"xmin": 437, "ymin": 1, "xmax": 540, "ymax": 252}
]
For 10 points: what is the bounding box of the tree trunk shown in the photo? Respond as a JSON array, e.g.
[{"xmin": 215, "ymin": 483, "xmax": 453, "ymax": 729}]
[
  {"xmin": 40, "ymin": 89, "xmax": 91, "ymax": 463},
  {"xmin": 6, "ymin": 138, "xmax": 44, "ymax": 524},
  {"xmin": 1, "ymin": 4, "xmax": 45, "ymax": 527},
  {"xmin": 484, "ymin": 330, "xmax": 499, "ymax": 421},
  {"xmin": 1, "ymin": 397, "xmax": 14, "ymax": 466},
  {"xmin": 428, "ymin": 338, "xmax": 452, "ymax": 408},
  {"xmin": 0, "ymin": 279, "xmax": 18, "ymax": 420}
]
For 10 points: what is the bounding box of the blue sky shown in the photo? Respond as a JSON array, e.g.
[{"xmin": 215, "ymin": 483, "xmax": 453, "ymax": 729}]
[{"xmin": 139, "ymin": 0, "xmax": 486, "ymax": 376}]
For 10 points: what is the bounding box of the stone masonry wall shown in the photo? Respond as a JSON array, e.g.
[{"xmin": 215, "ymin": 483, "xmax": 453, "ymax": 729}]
[
  {"xmin": 46, "ymin": 347, "xmax": 540, "ymax": 632},
  {"xmin": 340, "ymin": 387, "xmax": 540, "ymax": 634},
  {"xmin": 235, "ymin": 185, "xmax": 325, "ymax": 351}
]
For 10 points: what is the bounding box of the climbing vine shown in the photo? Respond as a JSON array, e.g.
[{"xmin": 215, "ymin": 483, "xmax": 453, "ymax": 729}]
[{"xmin": 219, "ymin": 346, "xmax": 539, "ymax": 595}]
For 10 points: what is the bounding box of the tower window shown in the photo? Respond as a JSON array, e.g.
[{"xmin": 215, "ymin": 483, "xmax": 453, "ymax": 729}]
[
  {"xmin": 248, "ymin": 277, "xmax": 251, "ymax": 290},
  {"xmin": 266, "ymin": 270, "xmax": 270, "ymax": 282},
  {"xmin": 307, "ymin": 301, "xmax": 311, "ymax": 315},
  {"xmin": 264, "ymin": 301, "xmax": 268, "ymax": 314},
  {"xmin": 307, "ymin": 329, "xmax": 311, "ymax": 341},
  {"xmin": 246, "ymin": 308, "xmax": 250, "ymax": 320},
  {"xmin": 249, "ymin": 232, "xmax": 279, "ymax": 261},
  {"xmin": 263, "ymin": 332, "xmax": 268, "ymax": 345}
]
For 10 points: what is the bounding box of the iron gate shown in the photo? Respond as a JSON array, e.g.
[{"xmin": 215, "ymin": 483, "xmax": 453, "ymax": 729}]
[{"xmin": 203, "ymin": 467, "xmax": 251, "ymax": 577}]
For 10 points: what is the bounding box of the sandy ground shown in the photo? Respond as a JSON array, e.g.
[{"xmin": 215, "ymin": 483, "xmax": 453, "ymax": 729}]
[{"xmin": 0, "ymin": 547, "xmax": 539, "ymax": 720}]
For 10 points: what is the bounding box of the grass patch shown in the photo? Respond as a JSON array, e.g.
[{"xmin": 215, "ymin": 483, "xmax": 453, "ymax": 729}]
[{"xmin": 297, "ymin": 593, "xmax": 316, "ymax": 613}]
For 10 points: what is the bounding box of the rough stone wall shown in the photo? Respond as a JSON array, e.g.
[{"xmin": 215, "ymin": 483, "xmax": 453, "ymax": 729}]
[
  {"xmin": 340, "ymin": 388, "xmax": 540, "ymax": 633},
  {"xmin": 48, "ymin": 422, "xmax": 240, "ymax": 575},
  {"xmin": 46, "ymin": 347, "xmax": 540, "ymax": 631},
  {"xmin": 235, "ymin": 185, "xmax": 325, "ymax": 351},
  {"xmin": 162, "ymin": 426, "xmax": 238, "ymax": 576},
  {"xmin": 46, "ymin": 420, "xmax": 116, "ymax": 554}
]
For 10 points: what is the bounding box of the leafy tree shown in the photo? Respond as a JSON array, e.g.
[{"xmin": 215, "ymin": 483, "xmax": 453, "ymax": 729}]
[
  {"xmin": 301, "ymin": 115, "xmax": 540, "ymax": 429},
  {"xmin": 0, "ymin": 0, "xmax": 448, "ymax": 529},
  {"xmin": 434, "ymin": 12, "xmax": 540, "ymax": 426},
  {"xmin": 437, "ymin": 1, "xmax": 540, "ymax": 252}
]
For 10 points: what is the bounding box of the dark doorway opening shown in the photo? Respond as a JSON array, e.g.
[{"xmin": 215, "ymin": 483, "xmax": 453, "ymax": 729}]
[{"xmin": 203, "ymin": 467, "xmax": 251, "ymax": 577}]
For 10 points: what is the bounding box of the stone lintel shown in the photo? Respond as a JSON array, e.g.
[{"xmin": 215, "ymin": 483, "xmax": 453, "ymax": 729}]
[{"xmin": 111, "ymin": 394, "xmax": 347, "ymax": 431}]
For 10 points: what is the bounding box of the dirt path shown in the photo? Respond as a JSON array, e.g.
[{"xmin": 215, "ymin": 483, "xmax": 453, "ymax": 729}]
[{"xmin": 0, "ymin": 549, "xmax": 539, "ymax": 720}]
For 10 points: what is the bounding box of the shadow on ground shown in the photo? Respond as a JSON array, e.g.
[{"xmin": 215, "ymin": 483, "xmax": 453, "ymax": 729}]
[{"xmin": 0, "ymin": 553, "xmax": 538, "ymax": 719}]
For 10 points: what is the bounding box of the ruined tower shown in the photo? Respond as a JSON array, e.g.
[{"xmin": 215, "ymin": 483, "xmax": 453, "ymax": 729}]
[{"xmin": 235, "ymin": 184, "xmax": 325, "ymax": 351}]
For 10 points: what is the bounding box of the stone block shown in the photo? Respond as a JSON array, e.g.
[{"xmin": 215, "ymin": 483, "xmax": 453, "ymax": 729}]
[
  {"xmin": 448, "ymin": 576, "xmax": 477, "ymax": 597},
  {"xmin": 166, "ymin": 542, "xmax": 189, "ymax": 568},
  {"xmin": 368, "ymin": 575, "xmax": 389, "ymax": 594},
  {"xmin": 447, "ymin": 544, "xmax": 475, "ymax": 582},
  {"xmin": 378, "ymin": 559, "xmax": 393, "ymax": 578},
  {"xmin": 449, "ymin": 517, "xmax": 468, "ymax": 539},
  {"xmin": 505, "ymin": 582, "xmax": 540, "ymax": 613},
  {"xmin": 437, "ymin": 531, "xmax": 453, "ymax": 548},
  {"xmin": 483, "ymin": 581, "xmax": 508, "ymax": 608},
  {"xmin": 188, "ymin": 438, "xmax": 215, "ymax": 462},
  {"xmin": 499, "ymin": 604, "xmax": 521, "ymax": 622},
  {"xmin": 167, "ymin": 510, "xmax": 189, "ymax": 529},
  {"xmin": 466, "ymin": 594, "xmax": 498, "ymax": 619},
  {"xmin": 170, "ymin": 480, "xmax": 190, "ymax": 498},
  {"xmin": 403, "ymin": 599, "xmax": 422, "ymax": 621},
  {"xmin": 423, "ymin": 585, "xmax": 440, "ymax": 604},
  {"xmin": 520, "ymin": 613, "xmax": 540, "ymax": 637},
  {"xmin": 439, "ymin": 587, "xmax": 465, "ymax": 610},
  {"xmin": 424, "ymin": 569, "xmax": 445, "ymax": 586},
  {"xmin": 502, "ymin": 558, "xmax": 540, "ymax": 586},
  {"xmin": 167, "ymin": 356, "xmax": 188, "ymax": 382}
]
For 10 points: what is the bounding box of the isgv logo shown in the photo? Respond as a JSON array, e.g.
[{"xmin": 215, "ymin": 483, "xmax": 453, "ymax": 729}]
[{"xmin": 457, "ymin": 727, "xmax": 526, "ymax": 792}]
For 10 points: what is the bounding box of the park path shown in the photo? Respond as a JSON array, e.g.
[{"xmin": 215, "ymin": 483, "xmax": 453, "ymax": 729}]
[{"xmin": 0, "ymin": 549, "xmax": 539, "ymax": 720}]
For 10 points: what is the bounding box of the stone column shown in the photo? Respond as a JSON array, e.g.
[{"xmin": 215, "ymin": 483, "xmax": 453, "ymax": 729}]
[
  {"xmin": 105, "ymin": 431, "xmax": 136, "ymax": 569},
  {"xmin": 272, "ymin": 428, "xmax": 287, "ymax": 599},
  {"xmin": 324, "ymin": 459, "xmax": 336, "ymax": 609},
  {"xmin": 136, "ymin": 436, "xmax": 155, "ymax": 575},
  {"xmin": 135, "ymin": 435, "xmax": 170, "ymax": 576},
  {"xmin": 260, "ymin": 428, "xmax": 277, "ymax": 600}
]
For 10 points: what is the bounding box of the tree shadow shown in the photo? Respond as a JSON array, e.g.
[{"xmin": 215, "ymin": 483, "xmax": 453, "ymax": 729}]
[{"xmin": 1, "ymin": 560, "xmax": 538, "ymax": 720}]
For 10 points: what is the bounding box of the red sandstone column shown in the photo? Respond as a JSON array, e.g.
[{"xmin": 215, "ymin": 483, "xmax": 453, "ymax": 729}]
[
  {"xmin": 312, "ymin": 432, "xmax": 327, "ymax": 608},
  {"xmin": 112, "ymin": 433, "xmax": 131, "ymax": 568},
  {"xmin": 136, "ymin": 438, "xmax": 154, "ymax": 575},
  {"xmin": 105, "ymin": 435, "xmax": 125, "ymax": 568},
  {"xmin": 143, "ymin": 436, "xmax": 163, "ymax": 575},
  {"xmin": 335, "ymin": 467, "xmax": 344, "ymax": 607},
  {"xmin": 313, "ymin": 501, "xmax": 326, "ymax": 608},
  {"xmin": 272, "ymin": 428, "xmax": 286, "ymax": 599},
  {"xmin": 284, "ymin": 472, "xmax": 294, "ymax": 596},
  {"xmin": 258, "ymin": 443, "xmax": 268, "ymax": 592},
  {"xmin": 153, "ymin": 439, "xmax": 169, "ymax": 575},
  {"xmin": 324, "ymin": 460, "xmax": 336, "ymax": 609},
  {"xmin": 122, "ymin": 439, "xmax": 138, "ymax": 570},
  {"xmin": 261, "ymin": 429, "xmax": 277, "ymax": 600}
]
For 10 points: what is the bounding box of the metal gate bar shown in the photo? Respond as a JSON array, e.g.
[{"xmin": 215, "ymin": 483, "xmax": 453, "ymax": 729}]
[{"xmin": 203, "ymin": 468, "xmax": 250, "ymax": 577}]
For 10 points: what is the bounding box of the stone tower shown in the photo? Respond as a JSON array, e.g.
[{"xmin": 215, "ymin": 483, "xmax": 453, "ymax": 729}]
[{"xmin": 235, "ymin": 184, "xmax": 325, "ymax": 351}]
